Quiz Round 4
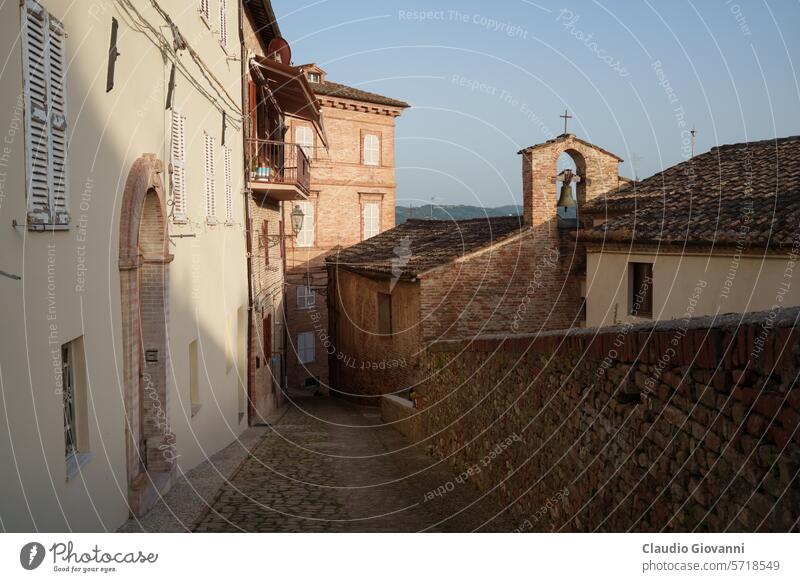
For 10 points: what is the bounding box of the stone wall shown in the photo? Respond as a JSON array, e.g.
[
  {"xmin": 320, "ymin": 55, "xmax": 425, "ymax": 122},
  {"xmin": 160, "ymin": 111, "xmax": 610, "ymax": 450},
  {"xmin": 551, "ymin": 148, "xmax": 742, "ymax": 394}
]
[{"xmin": 392, "ymin": 308, "xmax": 800, "ymax": 532}]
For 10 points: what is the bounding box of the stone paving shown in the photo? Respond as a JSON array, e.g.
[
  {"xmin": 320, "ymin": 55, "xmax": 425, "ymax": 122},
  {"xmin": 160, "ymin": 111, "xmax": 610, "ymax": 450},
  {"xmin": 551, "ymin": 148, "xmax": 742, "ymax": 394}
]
[{"xmin": 193, "ymin": 396, "xmax": 518, "ymax": 532}]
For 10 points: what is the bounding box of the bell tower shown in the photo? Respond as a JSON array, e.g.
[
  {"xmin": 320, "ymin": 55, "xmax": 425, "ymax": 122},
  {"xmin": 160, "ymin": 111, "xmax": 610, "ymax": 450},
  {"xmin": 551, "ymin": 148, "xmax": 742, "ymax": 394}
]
[{"xmin": 519, "ymin": 132, "xmax": 623, "ymax": 238}]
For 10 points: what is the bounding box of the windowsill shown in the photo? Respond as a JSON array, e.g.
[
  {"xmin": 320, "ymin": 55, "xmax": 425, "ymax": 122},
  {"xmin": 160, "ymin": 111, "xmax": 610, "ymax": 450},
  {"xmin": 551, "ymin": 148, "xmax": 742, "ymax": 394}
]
[
  {"xmin": 66, "ymin": 452, "xmax": 92, "ymax": 481},
  {"xmin": 206, "ymin": 217, "xmax": 218, "ymax": 226},
  {"xmin": 172, "ymin": 214, "xmax": 188, "ymax": 224},
  {"xmin": 27, "ymin": 223, "xmax": 70, "ymax": 232},
  {"xmin": 191, "ymin": 404, "xmax": 202, "ymax": 417},
  {"xmin": 225, "ymin": 220, "xmax": 236, "ymax": 227}
]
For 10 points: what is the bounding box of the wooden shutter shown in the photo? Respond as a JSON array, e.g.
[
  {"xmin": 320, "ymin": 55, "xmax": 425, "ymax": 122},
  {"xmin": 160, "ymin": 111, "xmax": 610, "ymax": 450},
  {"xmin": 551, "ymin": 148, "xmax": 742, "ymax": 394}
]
[
  {"xmin": 297, "ymin": 200, "xmax": 314, "ymax": 247},
  {"xmin": 170, "ymin": 110, "xmax": 186, "ymax": 217},
  {"xmin": 204, "ymin": 132, "xmax": 216, "ymax": 219},
  {"xmin": 363, "ymin": 202, "xmax": 380, "ymax": 239},
  {"xmin": 22, "ymin": 0, "xmax": 69, "ymax": 225},
  {"xmin": 218, "ymin": 0, "xmax": 228, "ymax": 48},
  {"xmin": 47, "ymin": 11, "xmax": 69, "ymax": 224},
  {"xmin": 364, "ymin": 134, "xmax": 379, "ymax": 166},
  {"xmin": 200, "ymin": 0, "xmax": 209, "ymax": 19},
  {"xmin": 223, "ymin": 145, "xmax": 233, "ymax": 221}
]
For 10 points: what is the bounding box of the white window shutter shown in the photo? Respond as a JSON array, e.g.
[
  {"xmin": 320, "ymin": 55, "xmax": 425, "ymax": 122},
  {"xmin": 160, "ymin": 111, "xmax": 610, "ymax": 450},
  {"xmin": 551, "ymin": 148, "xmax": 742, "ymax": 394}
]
[
  {"xmin": 296, "ymin": 200, "xmax": 314, "ymax": 247},
  {"xmin": 47, "ymin": 13, "xmax": 69, "ymax": 224},
  {"xmin": 364, "ymin": 134, "xmax": 379, "ymax": 166},
  {"xmin": 363, "ymin": 202, "xmax": 380, "ymax": 239},
  {"xmin": 218, "ymin": 0, "xmax": 228, "ymax": 48},
  {"xmin": 204, "ymin": 132, "xmax": 216, "ymax": 219},
  {"xmin": 22, "ymin": 0, "xmax": 69, "ymax": 225},
  {"xmin": 200, "ymin": 0, "xmax": 209, "ymax": 19},
  {"xmin": 296, "ymin": 126, "xmax": 313, "ymax": 158},
  {"xmin": 170, "ymin": 110, "xmax": 186, "ymax": 218},
  {"xmin": 223, "ymin": 146, "xmax": 233, "ymax": 222}
]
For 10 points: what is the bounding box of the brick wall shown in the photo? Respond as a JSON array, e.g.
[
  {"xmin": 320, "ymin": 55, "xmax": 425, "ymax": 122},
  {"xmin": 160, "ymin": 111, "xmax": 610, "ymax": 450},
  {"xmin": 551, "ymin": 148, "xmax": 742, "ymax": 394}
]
[
  {"xmin": 284, "ymin": 97, "xmax": 404, "ymax": 391},
  {"xmin": 391, "ymin": 308, "xmax": 800, "ymax": 532},
  {"xmin": 328, "ymin": 267, "xmax": 421, "ymax": 403},
  {"xmin": 248, "ymin": 196, "xmax": 285, "ymax": 421},
  {"xmin": 420, "ymin": 230, "xmax": 581, "ymax": 342}
]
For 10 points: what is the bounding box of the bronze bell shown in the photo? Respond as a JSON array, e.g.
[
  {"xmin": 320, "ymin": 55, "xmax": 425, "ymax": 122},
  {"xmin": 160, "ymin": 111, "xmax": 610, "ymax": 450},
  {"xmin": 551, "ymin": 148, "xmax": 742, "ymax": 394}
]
[{"xmin": 557, "ymin": 174, "xmax": 576, "ymax": 208}]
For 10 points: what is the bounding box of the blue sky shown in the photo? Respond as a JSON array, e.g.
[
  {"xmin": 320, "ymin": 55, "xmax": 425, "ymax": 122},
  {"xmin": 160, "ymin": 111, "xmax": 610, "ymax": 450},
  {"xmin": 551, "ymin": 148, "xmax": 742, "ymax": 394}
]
[{"xmin": 273, "ymin": 0, "xmax": 800, "ymax": 208}]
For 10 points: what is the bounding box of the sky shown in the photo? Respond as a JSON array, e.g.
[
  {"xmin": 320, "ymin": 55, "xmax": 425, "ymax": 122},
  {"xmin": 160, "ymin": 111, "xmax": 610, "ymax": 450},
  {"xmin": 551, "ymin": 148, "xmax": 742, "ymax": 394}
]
[{"xmin": 272, "ymin": 0, "xmax": 800, "ymax": 209}]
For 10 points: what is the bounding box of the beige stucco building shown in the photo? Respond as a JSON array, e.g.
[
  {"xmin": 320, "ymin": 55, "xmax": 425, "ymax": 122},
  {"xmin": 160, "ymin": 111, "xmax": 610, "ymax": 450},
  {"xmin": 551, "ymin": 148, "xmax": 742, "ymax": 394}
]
[
  {"xmin": 0, "ymin": 0, "xmax": 250, "ymax": 530},
  {"xmin": 582, "ymin": 136, "xmax": 800, "ymax": 327}
]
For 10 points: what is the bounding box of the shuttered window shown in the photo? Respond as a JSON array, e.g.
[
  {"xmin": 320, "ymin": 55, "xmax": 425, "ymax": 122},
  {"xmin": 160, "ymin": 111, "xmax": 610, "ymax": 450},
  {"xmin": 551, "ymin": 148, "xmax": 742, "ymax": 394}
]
[
  {"xmin": 204, "ymin": 132, "xmax": 216, "ymax": 220},
  {"xmin": 295, "ymin": 200, "xmax": 314, "ymax": 247},
  {"xmin": 298, "ymin": 332, "xmax": 315, "ymax": 364},
  {"xmin": 218, "ymin": 0, "xmax": 228, "ymax": 48},
  {"xmin": 295, "ymin": 125, "xmax": 313, "ymax": 158},
  {"xmin": 170, "ymin": 109, "xmax": 187, "ymax": 218},
  {"xmin": 21, "ymin": 0, "xmax": 69, "ymax": 226},
  {"xmin": 363, "ymin": 133, "xmax": 380, "ymax": 166},
  {"xmin": 200, "ymin": 0, "xmax": 209, "ymax": 20},
  {"xmin": 362, "ymin": 202, "xmax": 380, "ymax": 240},
  {"xmin": 223, "ymin": 145, "xmax": 233, "ymax": 222}
]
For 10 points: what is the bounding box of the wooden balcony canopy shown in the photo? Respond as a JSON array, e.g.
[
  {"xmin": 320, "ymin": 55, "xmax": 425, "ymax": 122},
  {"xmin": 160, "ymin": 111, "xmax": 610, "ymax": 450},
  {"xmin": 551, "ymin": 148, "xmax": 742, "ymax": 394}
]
[{"xmin": 250, "ymin": 55, "xmax": 327, "ymax": 147}]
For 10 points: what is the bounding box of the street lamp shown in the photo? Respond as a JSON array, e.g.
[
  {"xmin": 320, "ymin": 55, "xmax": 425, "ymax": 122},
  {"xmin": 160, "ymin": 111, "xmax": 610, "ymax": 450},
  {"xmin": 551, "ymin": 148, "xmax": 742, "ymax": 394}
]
[{"xmin": 290, "ymin": 204, "xmax": 305, "ymax": 236}]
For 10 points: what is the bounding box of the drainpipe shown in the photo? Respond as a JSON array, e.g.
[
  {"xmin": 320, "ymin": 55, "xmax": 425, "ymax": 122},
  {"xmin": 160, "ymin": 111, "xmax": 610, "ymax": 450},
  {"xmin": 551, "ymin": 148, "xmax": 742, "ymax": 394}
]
[{"xmin": 239, "ymin": 1, "xmax": 255, "ymax": 426}]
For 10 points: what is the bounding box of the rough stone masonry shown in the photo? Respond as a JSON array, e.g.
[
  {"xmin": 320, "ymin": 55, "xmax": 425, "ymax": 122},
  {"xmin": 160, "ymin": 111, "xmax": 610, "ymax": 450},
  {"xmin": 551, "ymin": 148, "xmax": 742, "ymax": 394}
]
[{"xmin": 384, "ymin": 307, "xmax": 800, "ymax": 532}]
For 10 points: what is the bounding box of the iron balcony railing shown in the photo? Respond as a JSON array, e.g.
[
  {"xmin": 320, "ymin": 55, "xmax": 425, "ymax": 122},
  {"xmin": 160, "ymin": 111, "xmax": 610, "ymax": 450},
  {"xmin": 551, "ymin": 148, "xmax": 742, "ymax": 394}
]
[{"xmin": 247, "ymin": 138, "xmax": 311, "ymax": 194}]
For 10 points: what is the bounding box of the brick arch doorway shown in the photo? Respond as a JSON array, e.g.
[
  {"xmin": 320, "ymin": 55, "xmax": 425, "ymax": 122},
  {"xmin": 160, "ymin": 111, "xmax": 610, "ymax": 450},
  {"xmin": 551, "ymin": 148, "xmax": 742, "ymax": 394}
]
[{"xmin": 118, "ymin": 154, "xmax": 176, "ymax": 517}]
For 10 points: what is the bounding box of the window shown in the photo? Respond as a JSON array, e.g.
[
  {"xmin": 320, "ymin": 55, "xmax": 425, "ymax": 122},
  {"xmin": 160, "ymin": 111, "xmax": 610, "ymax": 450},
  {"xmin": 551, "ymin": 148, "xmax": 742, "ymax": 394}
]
[
  {"xmin": 223, "ymin": 145, "xmax": 233, "ymax": 222},
  {"xmin": 61, "ymin": 337, "xmax": 88, "ymax": 478},
  {"xmin": 629, "ymin": 262, "xmax": 653, "ymax": 318},
  {"xmin": 297, "ymin": 285, "xmax": 316, "ymax": 310},
  {"xmin": 204, "ymin": 132, "xmax": 216, "ymax": 221},
  {"xmin": 189, "ymin": 340, "xmax": 200, "ymax": 416},
  {"xmin": 378, "ymin": 293, "xmax": 392, "ymax": 335},
  {"xmin": 218, "ymin": 0, "xmax": 228, "ymax": 48},
  {"xmin": 21, "ymin": 0, "xmax": 69, "ymax": 226},
  {"xmin": 362, "ymin": 202, "xmax": 380, "ymax": 240},
  {"xmin": 363, "ymin": 133, "xmax": 380, "ymax": 166},
  {"xmin": 295, "ymin": 125, "xmax": 313, "ymax": 158},
  {"xmin": 308, "ymin": 72, "xmax": 321, "ymax": 83},
  {"xmin": 295, "ymin": 200, "xmax": 314, "ymax": 247},
  {"xmin": 170, "ymin": 109, "xmax": 187, "ymax": 218},
  {"xmin": 62, "ymin": 343, "xmax": 77, "ymax": 459},
  {"xmin": 200, "ymin": 0, "xmax": 209, "ymax": 19},
  {"xmin": 298, "ymin": 332, "xmax": 315, "ymax": 364}
]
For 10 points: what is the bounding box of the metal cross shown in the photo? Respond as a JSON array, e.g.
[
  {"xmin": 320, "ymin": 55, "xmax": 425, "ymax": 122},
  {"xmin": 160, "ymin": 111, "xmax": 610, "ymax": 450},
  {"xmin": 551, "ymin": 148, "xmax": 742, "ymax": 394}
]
[{"xmin": 560, "ymin": 109, "xmax": 572, "ymax": 135}]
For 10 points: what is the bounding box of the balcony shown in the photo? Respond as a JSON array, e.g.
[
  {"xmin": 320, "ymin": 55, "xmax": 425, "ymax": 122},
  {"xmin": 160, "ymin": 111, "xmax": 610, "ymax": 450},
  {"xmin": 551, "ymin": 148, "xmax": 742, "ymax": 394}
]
[{"xmin": 247, "ymin": 139, "xmax": 311, "ymax": 201}]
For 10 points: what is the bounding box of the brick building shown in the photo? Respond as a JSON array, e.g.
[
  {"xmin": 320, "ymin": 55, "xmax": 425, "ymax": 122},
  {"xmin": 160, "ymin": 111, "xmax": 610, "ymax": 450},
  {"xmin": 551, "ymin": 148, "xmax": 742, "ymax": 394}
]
[
  {"xmin": 282, "ymin": 66, "xmax": 409, "ymax": 393},
  {"xmin": 241, "ymin": 2, "xmax": 325, "ymax": 422},
  {"xmin": 326, "ymin": 132, "xmax": 625, "ymax": 400}
]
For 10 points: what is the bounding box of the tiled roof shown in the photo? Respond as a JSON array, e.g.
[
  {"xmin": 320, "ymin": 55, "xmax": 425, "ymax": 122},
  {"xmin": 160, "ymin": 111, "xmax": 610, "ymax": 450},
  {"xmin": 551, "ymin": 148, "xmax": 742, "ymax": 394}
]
[
  {"xmin": 582, "ymin": 136, "xmax": 800, "ymax": 249},
  {"xmin": 310, "ymin": 80, "xmax": 410, "ymax": 109},
  {"xmin": 326, "ymin": 216, "xmax": 524, "ymax": 279}
]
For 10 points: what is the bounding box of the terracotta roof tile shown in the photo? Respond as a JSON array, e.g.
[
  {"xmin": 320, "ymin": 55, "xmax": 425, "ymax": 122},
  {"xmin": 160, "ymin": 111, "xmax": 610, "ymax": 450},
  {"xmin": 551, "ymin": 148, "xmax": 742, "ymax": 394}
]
[
  {"xmin": 582, "ymin": 135, "xmax": 800, "ymax": 249},
  {"xmin": 326, "ymin": 216, "xmax": 524, "ymax": 279},
  {"xmin": 310, "ymin": 80, "xmax": 410, "ymax": 109}
]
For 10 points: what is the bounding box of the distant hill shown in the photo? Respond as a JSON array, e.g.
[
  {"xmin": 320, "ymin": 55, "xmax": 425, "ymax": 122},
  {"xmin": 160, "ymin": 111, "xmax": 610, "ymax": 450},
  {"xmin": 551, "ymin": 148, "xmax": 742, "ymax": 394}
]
[{"xmin": 396, "ymin": 204, "xmax": 522, "ymax": 225}]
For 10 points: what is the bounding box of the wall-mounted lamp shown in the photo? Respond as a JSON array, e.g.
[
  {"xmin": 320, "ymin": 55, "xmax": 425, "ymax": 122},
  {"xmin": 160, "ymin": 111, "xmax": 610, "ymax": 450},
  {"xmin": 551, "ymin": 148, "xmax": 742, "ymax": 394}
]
[{"xmin": 263, "ymin": 204, "xmax": 304, "ymax": 247}]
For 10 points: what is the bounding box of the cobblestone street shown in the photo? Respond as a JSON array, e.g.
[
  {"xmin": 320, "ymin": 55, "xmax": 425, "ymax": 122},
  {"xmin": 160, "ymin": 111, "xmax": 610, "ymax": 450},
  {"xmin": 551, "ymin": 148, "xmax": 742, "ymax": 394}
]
[{"xmin": 192, "ymin": 396, "xmax": 517, "ymax": 532}]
